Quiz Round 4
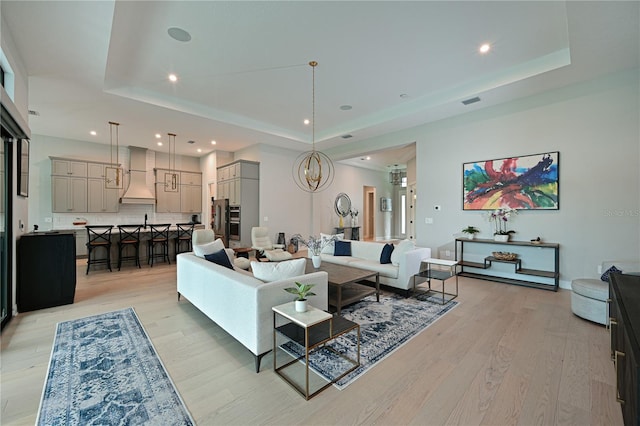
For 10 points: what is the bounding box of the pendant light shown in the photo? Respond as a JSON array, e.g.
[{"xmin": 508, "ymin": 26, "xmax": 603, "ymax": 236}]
[
  {"xmin": 292, "ymin": 61, "xmax": 334, "ymax": 192},
  {"xmin": 164, "ymin": 132, "xmax": 179, "ymax": 192},
  {"xmin": 105, "ymin": 121, "xmax": 123, "ymax": 189}
]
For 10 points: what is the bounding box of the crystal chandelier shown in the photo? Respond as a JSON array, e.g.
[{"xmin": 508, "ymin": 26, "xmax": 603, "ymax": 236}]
[{"xmin": 292, "ymin": 61, "xmax": 335, "ymax": 193}]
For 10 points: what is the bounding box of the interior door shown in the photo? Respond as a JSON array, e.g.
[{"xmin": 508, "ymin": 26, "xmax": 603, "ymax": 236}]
[{"xmin": 1, "ymin": 136, "xmax": 12, "ymax": 329}]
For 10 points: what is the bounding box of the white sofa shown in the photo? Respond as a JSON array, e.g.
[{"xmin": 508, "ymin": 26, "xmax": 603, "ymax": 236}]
[
  {"xmin": 319, "ymin": 239, "xmax": 431, "ymax": 292},
  {"xmin": 176, "ymin": 252, "xmax": 328, "ymax": 372}
]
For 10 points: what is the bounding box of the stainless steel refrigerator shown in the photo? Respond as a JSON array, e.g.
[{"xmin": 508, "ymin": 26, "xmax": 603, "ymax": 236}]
[{"xmin": 211, "ymin": 198, "xmax": 230, "ymax": 246}]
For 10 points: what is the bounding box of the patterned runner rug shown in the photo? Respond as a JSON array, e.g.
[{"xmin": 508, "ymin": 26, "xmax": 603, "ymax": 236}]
[
  {"xmin": 37, "ymin": 308, "xmax": 194, "ymax": 425},
  {"xmin": 281, "ymin": 293, "xmax": 458, "ymax": 389}
]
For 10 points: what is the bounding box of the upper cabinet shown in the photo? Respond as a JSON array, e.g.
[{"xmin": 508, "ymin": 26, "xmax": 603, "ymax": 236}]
[
  {"xmin": 154, "ymin": 168, "xmax": 202, "ymax": 213},
  {"xmin": 51, "ymin": 157, "xmax": 120, "ymax": 213}
]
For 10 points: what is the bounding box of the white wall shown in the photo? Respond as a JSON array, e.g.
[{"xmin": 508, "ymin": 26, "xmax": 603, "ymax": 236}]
[{"xmin": 401, "ymin": 71, "xmax": 639, "ymax": 287}]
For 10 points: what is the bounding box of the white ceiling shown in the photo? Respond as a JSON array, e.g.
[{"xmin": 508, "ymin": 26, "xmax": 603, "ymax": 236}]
[{"xmin": 1, "ymin": 1, "xmax": 638, "ymax": 171}]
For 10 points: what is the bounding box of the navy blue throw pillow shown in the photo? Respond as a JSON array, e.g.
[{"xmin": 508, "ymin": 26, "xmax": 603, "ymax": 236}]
[
  {"xmin": 380, "ymin": 243, "xmax": 394, "ymax": 264},
  {"xmin": 204, "ymin": 249, "xmax": 234, "ymax": 270},
  {"xmin": 334, "ymin": 240, "xmax": 352, "ymax": 256},
  {"xmin": 601, "ymin": 265, "xmax": 622, "ymax": 282}
]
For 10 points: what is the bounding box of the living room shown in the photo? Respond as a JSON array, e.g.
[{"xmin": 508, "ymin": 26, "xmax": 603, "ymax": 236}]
[{"xmin": 1, "ymin": 1, "xmax": 639, "ymax": 424}]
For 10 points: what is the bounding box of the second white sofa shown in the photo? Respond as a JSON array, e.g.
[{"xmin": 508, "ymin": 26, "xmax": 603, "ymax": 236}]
[{"xmin": 319, "ymin": 239, "xmax": 431, "ymax": 291}]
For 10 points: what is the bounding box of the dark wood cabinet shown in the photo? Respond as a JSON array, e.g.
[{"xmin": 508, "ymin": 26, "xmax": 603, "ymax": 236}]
[
  {"xmin": 610, "ymin": 273, "xmax": 640, "ymax": 425},
  {"xmin": 17, "ymin": 231, "xmax": 76, "ymax": 312}
]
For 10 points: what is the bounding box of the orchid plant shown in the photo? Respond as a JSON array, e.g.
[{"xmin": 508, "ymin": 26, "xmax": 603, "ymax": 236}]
[
  {"xmin": 291, "ymin": 234, "xmax": 338, "ymax": 256},
  {"xmin": 487, "ymin": 207, "xmax": 518, "ymax": 235}
]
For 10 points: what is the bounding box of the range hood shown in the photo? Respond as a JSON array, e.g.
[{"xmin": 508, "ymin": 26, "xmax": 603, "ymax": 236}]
[{"xmin": 120, "ymin": 146, "xmax": 156, "ymax": 205}]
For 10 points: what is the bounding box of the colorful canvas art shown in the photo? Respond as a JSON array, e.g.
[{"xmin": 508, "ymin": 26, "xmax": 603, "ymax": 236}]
[{"xmin": 463, "ymin": 151, "xmax": 559, "ymax": 210}]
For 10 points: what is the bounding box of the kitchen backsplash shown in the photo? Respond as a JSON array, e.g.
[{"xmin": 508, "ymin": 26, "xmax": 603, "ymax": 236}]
[{"xmin": 51, "ymin": 204, "xmax": 197, "ymax": 230}]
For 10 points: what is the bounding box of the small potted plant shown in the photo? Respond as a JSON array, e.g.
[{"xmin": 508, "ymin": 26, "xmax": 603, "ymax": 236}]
[
  {"xmin": 284, "ymin": 282, "xmax": 316, "ymax": 312},
  {"xmin": 461, "ymin": 226, "xmax": 480, "ymax": 239}
]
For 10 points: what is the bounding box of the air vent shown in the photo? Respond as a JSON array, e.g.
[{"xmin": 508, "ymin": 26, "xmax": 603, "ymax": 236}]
[
  {"xmin": 462, "ymin": 97, "xmax": 481, "ymax": 106},
  {"xmin": 28, "ymin": 110, "xmax": 40, "ymax": 116},
  {"xmin": 341, "ymin": 134, "xmax": 353, "ymax": 139},
  {"xmin": 187, "ymin": 140, "xmax": 195, "ymax": 144}
]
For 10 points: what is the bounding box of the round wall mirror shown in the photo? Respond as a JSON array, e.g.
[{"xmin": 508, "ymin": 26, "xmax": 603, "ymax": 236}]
[{"xmin": 334, "ymin": 193, "xmax": 352, "ymax": 217}]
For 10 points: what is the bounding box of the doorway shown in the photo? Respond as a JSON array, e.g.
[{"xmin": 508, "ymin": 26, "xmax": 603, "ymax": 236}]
[
  {"xmin": 363, "ymin": 186, "xmax": 375, "ymax": 241},
  {"xmin": 1, "ymin": 135, "xmax": 12, "ymax": 329}
]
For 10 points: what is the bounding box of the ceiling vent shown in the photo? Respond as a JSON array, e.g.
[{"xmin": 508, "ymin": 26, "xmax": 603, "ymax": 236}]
[
  {"xmin": 28, "ymin": 109, "xmax": 40, "ymax": 116},
  {"xmin": 341, "ymin": 134, "xmax": 353, "ymax": 139},
  {"xmin": 462, "ymin": 96, "xmax": 481, "ymax": 106}
]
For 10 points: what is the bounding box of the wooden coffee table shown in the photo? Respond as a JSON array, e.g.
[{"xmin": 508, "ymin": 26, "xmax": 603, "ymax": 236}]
[{"xmin": 305, "ymin": 259, "xmax": 380, "ymax": 314}]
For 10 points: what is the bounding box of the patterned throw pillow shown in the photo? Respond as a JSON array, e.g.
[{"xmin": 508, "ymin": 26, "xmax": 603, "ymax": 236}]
[{"xmin": 601, "ymin": 265, "xmax": 623, "ymax": 282}]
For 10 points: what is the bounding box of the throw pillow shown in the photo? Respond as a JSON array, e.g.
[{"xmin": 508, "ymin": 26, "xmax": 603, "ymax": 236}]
[
  {"xmin": 380, "ymin": 243, "xmax": 394, "ymax": 264},
  {"xmin": 193, "ymin": 238, "xmax": 225, "ymax": 258},
  {"xmin": 320, "ymin": 233, "xmax": 344, "ymax": 254},
  {"xmin": 390, "ymin": 239, "xmax": 416, "ymax": 266},
  {"xmin": 334, "ymin": 240, "xmax": 352, "ymax": 256},
  {"xmin": 204, "ymin": 249, "xmax": 234, "ymax": 270},
  {"xmin": 251, "ymin": 258, "xmax": 307, "ymax": 282},
  {"xmin": 601, "ymin": 265, "xmax": 623, "ymax": 282}
]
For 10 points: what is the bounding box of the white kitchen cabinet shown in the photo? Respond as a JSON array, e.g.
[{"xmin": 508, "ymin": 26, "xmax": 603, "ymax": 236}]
[
  {"xmin": 180, "ymin": 184, "xmax": 201, "ymax": 213},
  {"xmin": 181, "ymin": 171, "xmax": 202, "ymax": 186},
  {"xmin": 216, "ymin": 160, "xmax": 259, "ymax": 247},
  {"xmin": 52, "ymin": 176, "xmax": 87, "ymax": 212},
  {"xmin": 52, "ymin": 159, "xmax": 87, "ymax": 177},
  {"xmin": 87, "ymin": 178, "xmax": 120, "ymax": 212},
  {"xmin": 155, "ymin": 182, "xmax": 181, "ymax": 213}
]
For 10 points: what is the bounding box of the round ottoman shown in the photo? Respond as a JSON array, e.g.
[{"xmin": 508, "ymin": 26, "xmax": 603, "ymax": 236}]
[
  {"xmin": 571, "ymin": 278, "xmax": 608, "ymax": 325},
  {"xmin": 234, "ymin": 257, "xmax": 251, "ymax": 270}
]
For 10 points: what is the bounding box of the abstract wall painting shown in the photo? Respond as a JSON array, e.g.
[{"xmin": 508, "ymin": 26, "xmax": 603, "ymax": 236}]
[{"xmin": 463, "ymin": 151, "xmax": 559, "ymax": 210}]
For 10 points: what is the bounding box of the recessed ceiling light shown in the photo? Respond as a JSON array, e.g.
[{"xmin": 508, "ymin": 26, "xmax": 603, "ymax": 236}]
[
  {"xmin": 167, "ymin": 27, "xmax": 192, "ymax": 43},
  {"xmin": 479, "ymin": 43, "xmax": 491, "ymax": 54},
  {"xmin": 303, "ymin": 119, "xmax": 310, "ymax": 125},
  {"xmin": 340, "ymin": 105, "xmax": 352, "ymax": 111},
  {"xmin": 360, "ymin": 156, "xmax": 371, "ymax": 161},
  {"xmin": 211, "ymin": 140, "xmax": 216, "ymax": 145},
  {"xmin": 157, "ymin": 142, "xmax": 163, "ymax": 146},
  {"xmin": 168, "ymin": 74, "xmax": 178, "ymax": 82},
  {"xmin": 155, "ymin": 133, "xmax": 161, "ymax": 139},
  {"xmin": 90, "ymin": 131, "xmax": 97, "ymax": 136},
  {"xmin": 197, "ymin": 148, "xmax": 202, "ymax": 153}
]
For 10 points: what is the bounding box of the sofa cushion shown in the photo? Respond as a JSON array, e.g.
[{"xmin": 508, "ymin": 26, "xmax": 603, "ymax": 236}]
[
  {"xmin": 380, "ymin": 243, "xmax": 394, "ymax": 264},
  {"xmin": 204, "ymin": 249, "xmax": 234, "ymax": 270},
  {"xmin": 391, "ymin": 239, "xmax": 416, "ymax": 266},
  {"xmin": 350, "ymin": 240, "xmax": 384, "ymax": 261},
  {"xmin": 349, "ymin": 259, "xmax": 399, "ymax": 278},
  {"xmin": 251, "ymin": 258, "xmax": 306, "ymax": 282},
  {"xmin": 601, "ymin": 265, "xmax": 623, "ymax": 282},
  {"xmin": 193, "ymin": 238, "xmax": 225, "ymax": 258},
  {"xmin": 334, "ymin": 240, "xmax": 352, "ymax": 256},
  {"xmin": 320, "ymin": 233, "xmax": 344, "ymax": 254}
]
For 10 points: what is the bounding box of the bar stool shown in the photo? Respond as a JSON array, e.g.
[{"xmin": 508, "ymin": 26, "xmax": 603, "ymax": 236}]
[
  {"xmin": 85, "ymin": 225, "xmax": 113, "ymax": 274},
  {"xmin": 175, "ymin": 223, "xmax": 195, "ymax": 254},
  {"xmin": 117, "ymin": 225, "xmax": 142, "ymax": 270},
  {"xmin": 148, "ymin": 224, "xmax": 171, "ymax": 266}
]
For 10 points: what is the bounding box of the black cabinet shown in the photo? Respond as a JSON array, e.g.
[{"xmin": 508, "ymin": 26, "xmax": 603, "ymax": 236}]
[
  {"xmin": 610, "ymin": 273, "xmax": 640, "ymax": 425},
  {"xmin": 17, "ymin": 232, "xmax": 76, "ymax": 312}
]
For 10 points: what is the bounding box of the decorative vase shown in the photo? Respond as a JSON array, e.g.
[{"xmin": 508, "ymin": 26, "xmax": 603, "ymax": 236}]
[
  {"xmin": 295, "ymin": 299, "xmax": 307, "ymax": 313},
  {"xmin": 339, "ymin": 215, "xmax": 344, "ymax": 228},
  {"xmin": 467, "ymin": 234, "xmax": 475, "ymax": 240},
  {"xmin": 312, "ymin": 255, "xmax": 322, "ymax": 268},
  {"xmin": 494, "ymin": 234, "xmax": 509, "ymax": 242}
]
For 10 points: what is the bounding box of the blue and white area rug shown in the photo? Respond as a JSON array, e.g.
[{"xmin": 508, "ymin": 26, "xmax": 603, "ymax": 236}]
[
  {"xmin": 37, "ymin": 308, "xmax": 194, "ymax": 425},
  {"xmin": 282, "ymin": 293, "xmax": 458, "ymax": 389}
]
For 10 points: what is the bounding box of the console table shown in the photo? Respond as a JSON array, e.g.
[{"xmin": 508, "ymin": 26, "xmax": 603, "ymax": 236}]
[
  {"xmin": 455, "ymin": 238, "xmax": 559, "ymax": 291},
  {"xmin": 334, "ymin": 226, "xmax": 360, "ymax": 241}
]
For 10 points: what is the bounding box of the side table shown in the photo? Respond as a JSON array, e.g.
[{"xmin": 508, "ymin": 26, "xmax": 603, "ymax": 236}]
[
  {"xmin": 272, "ymin": 302, "xmax": 360, "ymax": 400},
  {"xmin": 413, "ymin": 258, "xmax": 459, "ymax": 304}
]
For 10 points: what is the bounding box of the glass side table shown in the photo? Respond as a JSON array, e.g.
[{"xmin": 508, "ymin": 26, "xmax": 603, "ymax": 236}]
[
  {"xmin": 272, "ymin": 302, "xmax": 360, "ymax": 400},
  {"xmin": 412, "ymin": 258, "xmax": 460, "ymax": 304}
]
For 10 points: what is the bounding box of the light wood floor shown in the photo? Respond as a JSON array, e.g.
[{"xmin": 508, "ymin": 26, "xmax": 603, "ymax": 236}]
[{"xmin": 1, "ymin": 260, "xmax": 623, "ymax": 425}]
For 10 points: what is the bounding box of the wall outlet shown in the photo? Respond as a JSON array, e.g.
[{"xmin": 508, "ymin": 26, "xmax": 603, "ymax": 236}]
[
  {"xmin": 44, "ymin": 217, "xmax": 52, "ymax": 223},
  {"xmin": 425, "ymin": 217, "xmax": 433, "ymax": 224},
  {"xmin": 597, "ymin": 264, "xmax": 602, "ymax": 274},
  {"xmin": 263, "ymin": 216, "xmax": 269, "ymax": 222},
  {"xmin": 445, "ymin": 250, "xmax": 451, "ymax": 257}
]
